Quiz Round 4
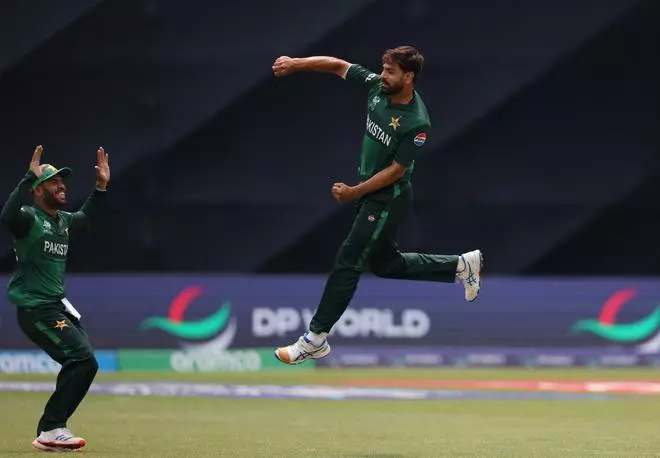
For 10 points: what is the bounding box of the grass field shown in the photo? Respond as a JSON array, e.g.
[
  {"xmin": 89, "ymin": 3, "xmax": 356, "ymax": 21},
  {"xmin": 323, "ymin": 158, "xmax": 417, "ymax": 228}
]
[{"xmin": 2, "ymin": 368, "xmax": 660, "ymax": 457}]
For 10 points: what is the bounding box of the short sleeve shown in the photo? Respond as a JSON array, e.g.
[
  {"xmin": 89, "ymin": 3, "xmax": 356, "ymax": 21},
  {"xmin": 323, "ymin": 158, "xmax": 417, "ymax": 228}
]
[
  {"xmin": 394, "ymin": 126, "xmax": 430, "ymax": 167},
  {"xmin": 344, "ymin": 64, "xmax": 381, "ymax": 90}
]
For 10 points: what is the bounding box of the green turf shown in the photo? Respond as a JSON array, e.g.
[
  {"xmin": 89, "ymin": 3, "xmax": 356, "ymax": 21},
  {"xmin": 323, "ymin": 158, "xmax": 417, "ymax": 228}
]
[
  {"xmin": 2, "ymin": 367, "xmax": 660, "ymax": 384},
  {"xmin": 1, "ymin": 369, "xmax": 660, "ymax": 457}
]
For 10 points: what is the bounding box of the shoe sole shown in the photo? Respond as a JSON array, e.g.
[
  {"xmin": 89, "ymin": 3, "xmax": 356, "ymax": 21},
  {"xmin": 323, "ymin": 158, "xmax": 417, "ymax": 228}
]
[
  {"xmin": 33, "ymin": 439, "xmax": 86, "ymax": 452},
  {"xmin": 467, "ymin": 250, "xmax": 484, "ymax": 303},
  {"xmin": 32, "ymin": 441, "xmax": 59, "ymax": 453},
  {"xmin": 274, "ymin": 344, "xmax": 332, "ymax": 365}
]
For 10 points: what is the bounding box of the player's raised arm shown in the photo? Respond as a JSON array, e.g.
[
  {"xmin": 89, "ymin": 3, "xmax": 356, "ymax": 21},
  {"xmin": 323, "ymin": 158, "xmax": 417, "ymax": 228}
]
[
  {"xmin": 67, "ymin": 147, "xmax": 109, "ymax": 231},
  {"xmin": 272, "ymin": 55, "xmax": 381, "ymax": 90},
  {"xmin": 272, "ymin": 56, "xmax": 350, "ymax": 77},
  {"xmin": 0, "ymin": 145, "xmax": 42, "ymax": 237}
]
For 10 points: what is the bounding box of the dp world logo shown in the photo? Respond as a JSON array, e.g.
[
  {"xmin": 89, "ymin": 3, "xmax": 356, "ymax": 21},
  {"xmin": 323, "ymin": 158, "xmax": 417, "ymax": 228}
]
[
  {"xmin": 140, "ymin": 286, "xmax": 237, "ymax": 351},
  {"xmin": 571, "ymin": 289, "xmax": 660, "ymax": 354}
]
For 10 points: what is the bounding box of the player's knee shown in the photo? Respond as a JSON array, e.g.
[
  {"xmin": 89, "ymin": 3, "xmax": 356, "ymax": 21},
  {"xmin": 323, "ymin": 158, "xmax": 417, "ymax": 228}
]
[
  {"xmin": 76, "ymin": 353, "xmax": 98, "ymax": 376},
  {"xmin": 332, "ymin": 253, "xmax": 360, "ymax": 269},
  {"xmin": 331, "ymin": 257, "xmax": 365, "ymax": 273},
  {"xmin": 86, "ymin": 355, "xmax": 99, "ymax": 375},
  {"xmin": 370, "ymin": 260, "xmax": 397, "ymax": 278},
  {"xmin": 62, "ymin": 352, "xmax": 98, "ymax": 378}
]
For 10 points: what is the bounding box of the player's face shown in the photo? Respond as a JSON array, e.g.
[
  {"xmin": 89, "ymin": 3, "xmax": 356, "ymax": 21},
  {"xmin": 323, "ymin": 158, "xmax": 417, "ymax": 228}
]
[
  {"xmin": 380, "ymin": 61, "xmax": 410, "ymax": 95},
  {"xmin": 40, "ymin": 176, "xmax": 67, "ymax": 208}
]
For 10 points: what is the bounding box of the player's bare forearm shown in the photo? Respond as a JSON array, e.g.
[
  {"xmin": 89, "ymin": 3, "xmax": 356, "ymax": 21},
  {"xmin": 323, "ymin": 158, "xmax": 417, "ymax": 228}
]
[
  {"xmin": 273, "ymin": 56, "xmax": 351, "ymax": 78},
  {"xmin": 353, "ymin": 162, "xmax": 407, "ymax": 199},
  {"xmin": 294, "ymin": 57, "xmax": 350, "ymax": 76}
]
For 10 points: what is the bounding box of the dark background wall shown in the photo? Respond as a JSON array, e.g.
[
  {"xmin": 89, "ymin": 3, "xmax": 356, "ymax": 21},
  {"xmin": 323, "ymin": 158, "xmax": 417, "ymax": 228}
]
[{"xmin": 1, "ymin": 0, "xmax": 658, "ymax": 275}]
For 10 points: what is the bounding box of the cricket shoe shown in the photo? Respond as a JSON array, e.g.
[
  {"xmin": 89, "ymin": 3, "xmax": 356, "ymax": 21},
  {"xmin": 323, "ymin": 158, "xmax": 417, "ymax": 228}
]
[
  {"xmin": 457, "ymin": 249, "xmax": 483, "ymax": 302},
  {"xmin": 31, "ymin": 441, "xmax": 77, "ymax": 453},
  {"xmin": 32, "ymin": 428, "xmax": 86, "ymax": 452},
  {"xmin": 274, "ymin": 334, "xmax": 331, "ymax": 364}
]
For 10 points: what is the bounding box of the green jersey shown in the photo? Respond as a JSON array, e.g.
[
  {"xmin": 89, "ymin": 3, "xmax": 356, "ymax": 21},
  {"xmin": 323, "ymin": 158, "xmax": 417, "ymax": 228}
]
[
  {"xmin": 344, "ymin": 63, "xmax": 431, "ymax": 199},
  {"xmin": 0, "ymin": 172, "xmax": 106, "ymax": 308}
]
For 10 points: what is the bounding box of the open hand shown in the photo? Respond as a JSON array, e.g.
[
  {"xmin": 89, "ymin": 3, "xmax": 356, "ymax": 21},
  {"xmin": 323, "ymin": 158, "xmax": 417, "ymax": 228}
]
[
  {"xmin": 94, "ymin": 147, "xmax": 110, "ymax": 189},
  {"xmin": 30, "ymin": 145, "xmax": 43, "ymax": 178}
]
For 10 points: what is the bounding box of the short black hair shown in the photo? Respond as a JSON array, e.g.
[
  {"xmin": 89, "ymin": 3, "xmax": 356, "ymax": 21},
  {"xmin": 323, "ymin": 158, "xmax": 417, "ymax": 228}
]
[{"xmin": 382, "ymin": 46, "xmax": 424, "ymax": 82}]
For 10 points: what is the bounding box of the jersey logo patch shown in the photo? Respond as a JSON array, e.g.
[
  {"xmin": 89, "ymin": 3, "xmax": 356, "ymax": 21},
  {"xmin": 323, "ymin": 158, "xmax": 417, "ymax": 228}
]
[
  {"xmin": 368, "ymin": 95, "xmax": 381, "ymax": 111},
  {"xmin": 54, "ymin": 320, "xmax": 68, "ymax": 331},
  {"xmin": 389, "ymin": 116, "xmax": 401, "ymax": 130},
  {"xmin": 413, "ymin": 133, "xmax": 427, "ymax": 147},
  {"xmin": 367, "ymin": 215, "xmax": 376, "ymax": 222}
]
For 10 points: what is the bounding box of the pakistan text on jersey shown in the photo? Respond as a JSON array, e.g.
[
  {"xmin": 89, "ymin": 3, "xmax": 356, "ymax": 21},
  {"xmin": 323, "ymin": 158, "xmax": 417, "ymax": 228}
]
[
  {"xmin": 43, "ymin": 241, "xmax": 68, "ymax": 256},
  {"xmin": 366, "ymin": 115, "xmax": 392, "ymax": 147}
]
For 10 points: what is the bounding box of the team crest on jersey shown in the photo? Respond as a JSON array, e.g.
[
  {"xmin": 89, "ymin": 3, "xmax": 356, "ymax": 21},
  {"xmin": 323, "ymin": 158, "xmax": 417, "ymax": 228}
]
[
  {"xmin": 413, "ymin": 133, "xmax": 427, "ymax": 147},
  {"xmin": 43, "ymin": 221, "xmax": 52, "ymax": 233},
  {"xmin": 368, "ymin": 95, "xmax": 381, "ymax": 111}
]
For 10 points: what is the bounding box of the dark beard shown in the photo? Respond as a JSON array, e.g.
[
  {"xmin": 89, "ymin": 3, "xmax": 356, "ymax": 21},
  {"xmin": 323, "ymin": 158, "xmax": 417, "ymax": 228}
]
[
  {"xmin": 381, "ymin": 82, "xmax": 404, "ymax": 95},
  {"xmin": 43, "ymin": 190, "xmax": 65, "ymax": 209}
]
